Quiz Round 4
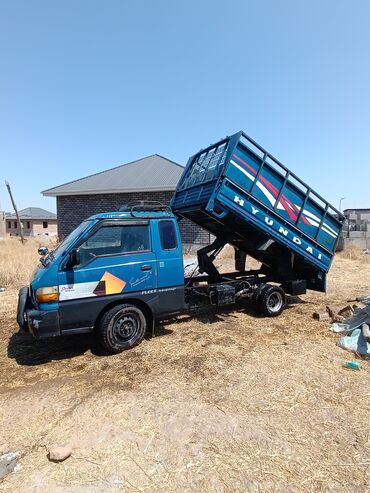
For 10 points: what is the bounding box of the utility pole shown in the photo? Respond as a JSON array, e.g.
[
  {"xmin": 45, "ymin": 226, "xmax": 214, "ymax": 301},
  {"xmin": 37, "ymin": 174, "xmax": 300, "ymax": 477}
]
[
  {"xmin": 339, "ymin": 197, "xmax": 346, "ymax": 213},
  {"xmin": 5, "ymin": 181, "xmax": 25, "ymax": 243}
]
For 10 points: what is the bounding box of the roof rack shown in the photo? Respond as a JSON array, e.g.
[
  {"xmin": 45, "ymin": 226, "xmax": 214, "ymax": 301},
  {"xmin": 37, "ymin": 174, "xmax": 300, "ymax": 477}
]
[{"xmin": 119, "ymin": 200, "xmax": 172, "ymax": 215}]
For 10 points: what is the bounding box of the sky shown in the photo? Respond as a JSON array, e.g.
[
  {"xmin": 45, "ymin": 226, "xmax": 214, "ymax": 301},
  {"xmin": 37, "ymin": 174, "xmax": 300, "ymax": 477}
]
[{"xmin": 0, "ymin": 0, "xmax": 369, "ymax": 214}]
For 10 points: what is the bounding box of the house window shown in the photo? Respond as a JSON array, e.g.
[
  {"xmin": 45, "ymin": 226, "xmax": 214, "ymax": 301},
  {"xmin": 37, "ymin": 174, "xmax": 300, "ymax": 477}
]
[
  {"xmin": 43, "ymin": 221, "xmax": 48, "ymax": 228},
  {"xmin": 7, "ymin": 221, "xmax": 11, "ymax": 228},
  {"xmin": 14, "ymin": 221, "xmax": 17, "ymax": 228},
  {"xmin": 26, "ymin": 221, "xmax": 31, "ymax": 229}
]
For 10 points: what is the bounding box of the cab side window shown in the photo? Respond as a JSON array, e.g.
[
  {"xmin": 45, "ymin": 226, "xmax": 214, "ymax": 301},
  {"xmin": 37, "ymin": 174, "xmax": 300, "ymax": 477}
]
[
  {"xmin": 159, "ymin": 220, "xmax": 177, "ymax": 250},
  {"xmin": 78, "ymin": 224, "xmax": 149, "ymax": 263}
]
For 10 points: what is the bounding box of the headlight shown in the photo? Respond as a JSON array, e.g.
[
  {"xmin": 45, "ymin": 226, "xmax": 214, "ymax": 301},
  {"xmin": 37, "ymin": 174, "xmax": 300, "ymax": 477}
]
[{"xmin": 35, "ymin": 286, "xmax": 59, "ymax": 303}]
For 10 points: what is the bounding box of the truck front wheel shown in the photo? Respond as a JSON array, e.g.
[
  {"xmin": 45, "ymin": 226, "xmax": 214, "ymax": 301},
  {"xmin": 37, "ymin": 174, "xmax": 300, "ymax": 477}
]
[
  {"xmin": 98, "ymin": 303, "xmax": 147, "ymax": 353},
  {"xmin": 258, "ymin": 285, "xmax": 286, "ymax": 317}
]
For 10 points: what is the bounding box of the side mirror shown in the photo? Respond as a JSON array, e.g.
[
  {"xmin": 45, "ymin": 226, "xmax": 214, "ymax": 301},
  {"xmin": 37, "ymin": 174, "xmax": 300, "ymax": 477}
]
[
  {"xmin": 38, "ymin": 246, "xmax": 49, "ymax": 256},
  {"xmin": 65, "ymin": 249, "xmax": 79, "ymax": 270}
]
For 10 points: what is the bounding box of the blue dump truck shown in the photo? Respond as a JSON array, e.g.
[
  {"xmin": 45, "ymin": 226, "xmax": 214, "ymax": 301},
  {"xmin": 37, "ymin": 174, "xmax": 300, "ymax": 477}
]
[{"xmin": 17, "ymin": 131, "xmax": 345, "ymax": 353}]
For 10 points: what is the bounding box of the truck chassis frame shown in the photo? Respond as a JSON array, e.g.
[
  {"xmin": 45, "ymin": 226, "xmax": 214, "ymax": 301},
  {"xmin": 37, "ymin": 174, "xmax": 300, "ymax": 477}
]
[{"xmin": 183, "ymin": 239, "xmax": 300, "ymax": 316}]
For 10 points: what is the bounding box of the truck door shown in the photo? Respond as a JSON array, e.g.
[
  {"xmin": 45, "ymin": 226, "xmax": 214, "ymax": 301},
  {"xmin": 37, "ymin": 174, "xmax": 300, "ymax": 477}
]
[
  {"xmin": 154, "ymin": 218, "xmax": 185, "ymax": 315},
  {"xmin": 57, "ymin": 220, "xmax": 157, "ymax": 331}
]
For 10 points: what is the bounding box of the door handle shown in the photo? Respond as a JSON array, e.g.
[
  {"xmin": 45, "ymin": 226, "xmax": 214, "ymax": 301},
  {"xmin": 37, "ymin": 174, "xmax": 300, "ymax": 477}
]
[{"xmin": 141, "ymin": 264, "xmax": 152, "ymax": 271}]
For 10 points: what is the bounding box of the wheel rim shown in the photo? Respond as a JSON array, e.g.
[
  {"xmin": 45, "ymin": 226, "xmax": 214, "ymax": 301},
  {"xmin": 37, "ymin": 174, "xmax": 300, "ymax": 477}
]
[
  {"xmin": 112, "ymin": 313, "xmax": 140, "ymax": 345},
  {"xmin": 267, "ymin": 292, "xmax": 284, "ymax": 313}
]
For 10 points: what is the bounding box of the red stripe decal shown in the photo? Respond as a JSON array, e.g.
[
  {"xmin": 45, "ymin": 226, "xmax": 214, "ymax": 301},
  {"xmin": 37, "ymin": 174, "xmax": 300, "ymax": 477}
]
[
  {"xmin": 232, "ymin": 153, "xmax": 257, "ymax": 176},
  {"xmin": 232, "ymin": 153, "xmax": 310, "ymax": 225}
]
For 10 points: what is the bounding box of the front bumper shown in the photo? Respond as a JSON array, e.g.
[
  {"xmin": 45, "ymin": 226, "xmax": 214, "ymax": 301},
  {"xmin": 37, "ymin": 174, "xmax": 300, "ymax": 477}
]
[{"xmin": 17, "ymin": 287, "xmax": 60, "ymax": 338}]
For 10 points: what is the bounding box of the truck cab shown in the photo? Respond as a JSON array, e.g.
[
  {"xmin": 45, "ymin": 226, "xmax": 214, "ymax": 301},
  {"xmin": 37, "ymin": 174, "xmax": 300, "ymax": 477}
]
[{"xmin": 18, "ymin": 205, "xmax": 185, "ymax": 353}]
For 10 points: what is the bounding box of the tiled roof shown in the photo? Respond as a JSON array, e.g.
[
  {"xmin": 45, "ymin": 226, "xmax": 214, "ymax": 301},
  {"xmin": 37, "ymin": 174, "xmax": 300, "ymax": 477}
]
[
  {"xmin": 7, "ymin": 207, "xmax": 57, "ymax": 220},
  {"xmin": 42, "ymin": 154, "xmax": 184, "ymax": 196}
]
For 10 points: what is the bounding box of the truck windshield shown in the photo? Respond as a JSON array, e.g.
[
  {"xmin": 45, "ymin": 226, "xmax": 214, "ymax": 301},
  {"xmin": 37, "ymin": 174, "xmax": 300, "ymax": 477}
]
[{"xmin": 51, "ymin": 220, "xmax": 93, "ymax": 259}]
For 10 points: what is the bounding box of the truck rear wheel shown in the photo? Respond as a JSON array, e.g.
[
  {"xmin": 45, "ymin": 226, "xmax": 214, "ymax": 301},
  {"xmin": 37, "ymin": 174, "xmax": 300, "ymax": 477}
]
[
  {"xmin": 258, "ymin": 285, "xmax": 286, "ymax": 317},
  {"xmin": 98, "ymin": 303, "xmax": 147, "ymax": 353}
]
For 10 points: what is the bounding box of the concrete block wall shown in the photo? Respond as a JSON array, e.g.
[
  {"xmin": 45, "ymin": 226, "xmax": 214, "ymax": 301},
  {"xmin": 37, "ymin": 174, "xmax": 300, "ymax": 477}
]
[
  {"xmin": 349, "ymin": 231, "xmax": 366, "ymax": 238},
  {"xmin": 5, "ymin": 219, "xmax": 57, "ymax": 237},
  {"xmin": 32, "ymin": 220, "xmax": 58, "ymax": 236},
  {"xmin": 57, "ymin": 192, "xmax": 211, "ymax": 246},
  {"xmin": 0, "ymin": 212, "xmax": 6, "ymax": 239},
  {"xmin": 342, "ymin": 208, "xmax": 370, "ymax": 249},
  {"xmin": 344, "ymin": 237, "xmax": 370, "ymax": 250}
]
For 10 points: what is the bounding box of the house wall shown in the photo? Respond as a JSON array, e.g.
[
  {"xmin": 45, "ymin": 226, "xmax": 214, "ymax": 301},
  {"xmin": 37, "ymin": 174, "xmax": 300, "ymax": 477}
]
[
  {"xmin": 6, "ymin": 219, "xmax": 23, "ymax": 236},
  {"xmin": 6, "ymin": 219, "xmax": 18, "ymax": 235},
  {"xmin": 342, "ymin": 209, "xmax": 370, "ymax": 250},
  {"xmin": 5, "ymin": 219, "xmax": 58, "ymax": 237},
  {"xmin": 56, "ymin": 192, "xmax": 211, "ymax": 245},
  {"xmin": 32, "ymin": 220, "xmax": 58, "ymax": 236}
]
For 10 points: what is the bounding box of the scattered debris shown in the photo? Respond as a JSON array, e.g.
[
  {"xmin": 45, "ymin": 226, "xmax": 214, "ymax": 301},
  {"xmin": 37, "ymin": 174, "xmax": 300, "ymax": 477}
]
[
  {"xmin": 356, "ymin": 294, "xmax": 370, "ymax": 304},
  {"xmin": 362, "ymin": 323, "xmax": 370, "ymax": 343},
  {"xmin": 0, "ymin": 451, "xmax": 21, "ymax": 480},
  {"xmin": 313, "ymin": 311, "xmax": 330, "ymax": 321},
  {"xmin": 334, "ymin": 358, "xmax": 362, "ymax": 370},
  {"xmin": 48, "ymin": 445, "xmax": 72, "ymax": 462},
  {"xmin": 316, "ymin": 303, "xmax": 366, "ymax": 324},
  {"xmin": 338, "ymin": 305, "xmax": 354, "ymax": 319},
  {"xmin": 326, "ymin": 305, "xmax": 337, "ymax": 320},
  {"xmin": 344, "ymin": 360, "xmax": 362, "ymax": 370},
  {"xmin": 184, "ymin": 258, "xmax": 199, "ymax": 278},
  {"xmin": 336, "ymin": 328, "xmax": 370, "ymax": 357},
  {"xmin": 0, "ymin": 288, "xmax": 5, "ymax": 293},
  {"xmin": 329, "ymin": 296, "xmax": 370, "ymax": 357},
  {"xmin": 325, "ymin": 304, "xmax": 357, "ymax": 323},
  {"xmin": 13, "ymin": 463, "xmax": 22, "ymax": 473}
]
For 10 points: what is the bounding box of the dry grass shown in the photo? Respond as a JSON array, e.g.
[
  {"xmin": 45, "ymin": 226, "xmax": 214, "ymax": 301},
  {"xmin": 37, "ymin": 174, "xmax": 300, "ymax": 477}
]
[
  {"xmin": 217, "ymin": 244, "xmax": 262, "ymax": 271},
  {"xmin": 0, "ymin": 238, "xmax": 41, "ymax": 288},
  {"xmin": 0, "ymin": 250, "xmax": 369, "ymax": 492},
  {"xmin": 338, "ymin": 242, "xmax": 367, "ymax": 260},
  {"xmin": 0, "ymin": 238, "xmax": 58, "ymax": 289},
  {"xmin": 218, "ymin": 244, "xmax": 235, "ymax": 260}
]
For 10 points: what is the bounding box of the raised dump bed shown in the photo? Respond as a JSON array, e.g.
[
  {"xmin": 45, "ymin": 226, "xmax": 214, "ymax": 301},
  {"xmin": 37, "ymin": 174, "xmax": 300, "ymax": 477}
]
[{"xmin": 171, "ymin": 131, "xmax": 345, "ymax": 292}]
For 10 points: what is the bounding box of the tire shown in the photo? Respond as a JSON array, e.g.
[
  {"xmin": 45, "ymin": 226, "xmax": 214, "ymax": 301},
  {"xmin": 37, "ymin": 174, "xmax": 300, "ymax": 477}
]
[
  {"xmin": 98, "ymin": 303, "xmax": 147, "ymax": 354},
  {"xmin": 252, "ymin": 283, "xmax": 267, "ymax": 305},
  {"xmin": 258, "ymin": 285, "xmax": 286, "ymax": 317}
]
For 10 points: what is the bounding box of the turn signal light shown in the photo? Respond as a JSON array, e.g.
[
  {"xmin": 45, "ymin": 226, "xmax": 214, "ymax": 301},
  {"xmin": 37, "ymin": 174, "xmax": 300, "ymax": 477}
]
[{"xmin": 35, "ymin": 286, "xmax": 59, "ymax": 303}]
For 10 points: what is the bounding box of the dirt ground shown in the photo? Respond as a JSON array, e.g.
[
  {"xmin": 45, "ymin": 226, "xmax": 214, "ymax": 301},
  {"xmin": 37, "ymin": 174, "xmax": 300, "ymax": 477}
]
[{"xmin": 0, "ymin": 256, "xmax": 369, "ymax": 492}]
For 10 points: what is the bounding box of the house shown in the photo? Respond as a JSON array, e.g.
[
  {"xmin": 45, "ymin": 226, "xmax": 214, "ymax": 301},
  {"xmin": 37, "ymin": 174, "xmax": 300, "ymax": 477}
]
[
  {"xmin": 342, "ymin": 208, "xmax": 370, "ymax": 250},
  {"xmin": 6, "ymin": 207, "xmax": 57, "ymax": 237},
  {"xmin": 42, "ymin": 154, "xmax": 210, "ymax": 246}
]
